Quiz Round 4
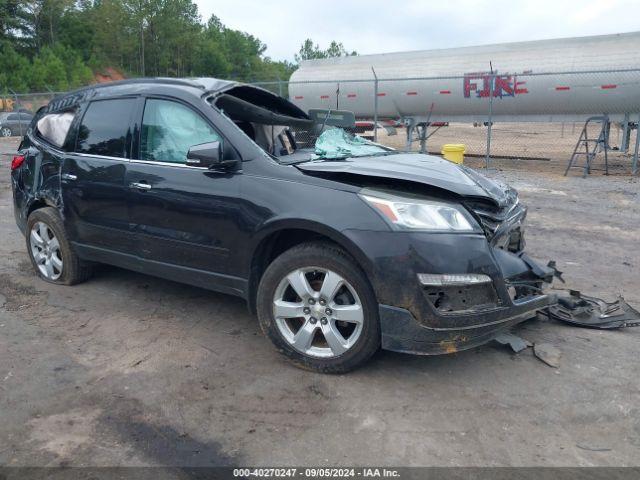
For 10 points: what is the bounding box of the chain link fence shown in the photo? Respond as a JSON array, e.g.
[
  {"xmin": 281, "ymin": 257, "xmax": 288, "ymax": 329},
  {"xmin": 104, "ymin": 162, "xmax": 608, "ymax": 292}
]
[
  {"xmin": 2, "ymin": 70, "xmax": 639, "ymax": 175},
  {"xmin": 0, "ymin": 91, "xmax": 60, "ymax": 139},
  {"xmin": 252, "ymin": 69, "xmax": 640, "ymax": 175}
]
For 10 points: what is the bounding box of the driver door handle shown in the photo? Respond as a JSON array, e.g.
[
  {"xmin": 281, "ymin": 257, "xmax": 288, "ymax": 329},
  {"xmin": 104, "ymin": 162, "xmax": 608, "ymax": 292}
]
[{"xmin": 130, "ymin": 182, "xmax": 152, "ymax": 191}]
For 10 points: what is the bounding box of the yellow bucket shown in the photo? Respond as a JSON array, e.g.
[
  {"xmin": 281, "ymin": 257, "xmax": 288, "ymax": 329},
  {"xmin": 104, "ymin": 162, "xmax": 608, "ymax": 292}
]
[{"xmin": 441, "ymin": 144, "xmax": 466, "ymax": 164}]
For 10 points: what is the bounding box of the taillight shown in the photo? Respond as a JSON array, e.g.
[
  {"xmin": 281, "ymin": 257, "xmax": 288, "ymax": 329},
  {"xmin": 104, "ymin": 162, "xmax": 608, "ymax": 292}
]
[{"xmin": 11, "ymin": 155, "xmax": 25, "ymax": 170}]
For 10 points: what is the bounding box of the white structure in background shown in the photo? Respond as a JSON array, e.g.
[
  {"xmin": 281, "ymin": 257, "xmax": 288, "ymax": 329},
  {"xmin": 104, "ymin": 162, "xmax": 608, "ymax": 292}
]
[{"xmin": 289, "ymin": 32, "xmax": 640, "ymax": 124}]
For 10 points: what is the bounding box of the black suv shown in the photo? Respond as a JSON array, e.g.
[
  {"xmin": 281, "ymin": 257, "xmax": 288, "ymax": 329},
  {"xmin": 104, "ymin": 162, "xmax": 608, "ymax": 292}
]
[{"xmin": 10, "ymin": 78, "xmax": 555, "ymax": 372}]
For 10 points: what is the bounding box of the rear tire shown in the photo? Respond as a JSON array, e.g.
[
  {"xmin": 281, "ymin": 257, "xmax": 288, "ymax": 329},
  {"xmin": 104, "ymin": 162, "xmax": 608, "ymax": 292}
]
[
  {"xmin": 26, "ymin": 207, "xmax": 92, "ymax": 285},
  {"xmin": 257, "ymin": 242, "xmax": 380, "ymax": 373}
]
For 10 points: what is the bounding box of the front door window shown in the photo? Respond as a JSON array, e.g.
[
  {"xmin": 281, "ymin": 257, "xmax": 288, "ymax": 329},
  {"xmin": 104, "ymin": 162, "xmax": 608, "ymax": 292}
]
[{"xmin": 141, "ymin": 99, "xmax": 222, "ymax": 164}]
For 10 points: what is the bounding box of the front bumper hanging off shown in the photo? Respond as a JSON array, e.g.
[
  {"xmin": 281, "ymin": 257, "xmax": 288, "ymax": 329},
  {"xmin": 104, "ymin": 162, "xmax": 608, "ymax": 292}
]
[{"xmin": 377, "ymin": 249, "xmax": 558, "ymax": 356}]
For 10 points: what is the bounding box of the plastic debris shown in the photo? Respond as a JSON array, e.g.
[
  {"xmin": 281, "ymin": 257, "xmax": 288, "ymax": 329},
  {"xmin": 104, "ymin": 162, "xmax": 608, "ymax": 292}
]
[
  {"xmin": 548, "ymin": 290, "xmax": 640, "ymax": 329},
  {"xmin": 534, "ymin": 343, "xmax": 562, "ymax": 368},
  {"xmin": 494, "ymin": 332, "xmax": 532, "ymax": 353}
]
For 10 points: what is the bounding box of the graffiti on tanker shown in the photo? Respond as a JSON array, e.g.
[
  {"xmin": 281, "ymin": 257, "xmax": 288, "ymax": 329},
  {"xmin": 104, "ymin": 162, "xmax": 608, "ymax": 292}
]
[{"xmin": 463, "ymin": 72, "xmax": 528, "ymax": 98}]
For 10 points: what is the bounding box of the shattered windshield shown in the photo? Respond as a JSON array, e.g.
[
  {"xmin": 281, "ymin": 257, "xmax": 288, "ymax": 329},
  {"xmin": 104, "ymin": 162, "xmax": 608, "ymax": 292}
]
[{"xmin": 313, "ymin": 128, "xmax": 394, "ymax": 160}]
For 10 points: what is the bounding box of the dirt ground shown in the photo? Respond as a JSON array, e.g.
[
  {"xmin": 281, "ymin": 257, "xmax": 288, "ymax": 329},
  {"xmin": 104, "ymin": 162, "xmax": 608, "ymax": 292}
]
[
  {"xmin": 382, "ymin": 122, "xmax": 639, "ymax": 175},
  {"xmin": 1, "ymin": 136, "xmax": 639, "ymax": 469}
]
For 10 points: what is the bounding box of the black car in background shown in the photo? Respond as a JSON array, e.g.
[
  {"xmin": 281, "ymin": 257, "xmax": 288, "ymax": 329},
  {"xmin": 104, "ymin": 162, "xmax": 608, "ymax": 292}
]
[
  {"xmin": 1, "ymin": 111, "xmax": 34, "ymax": 137},
  {"xmin": 10, "ymin": 78, "xmax": 556, "ymax": 372}
]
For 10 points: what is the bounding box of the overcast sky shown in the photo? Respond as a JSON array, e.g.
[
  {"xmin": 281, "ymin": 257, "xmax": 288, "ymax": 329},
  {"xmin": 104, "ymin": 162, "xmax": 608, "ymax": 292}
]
[{"xmin": 194, "ymin": 0, "xmax": 640, "ymax": 61}]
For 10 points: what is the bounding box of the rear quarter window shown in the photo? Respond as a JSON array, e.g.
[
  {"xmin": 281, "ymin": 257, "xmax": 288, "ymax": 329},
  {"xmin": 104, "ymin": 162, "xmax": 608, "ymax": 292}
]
[
  {"xmin": 76, "ymin": 98, "xmax": 136, "ymax": 158},
  {"xmin": 36, "ymin": 111, "xmax": 76, "ymax": 148}
]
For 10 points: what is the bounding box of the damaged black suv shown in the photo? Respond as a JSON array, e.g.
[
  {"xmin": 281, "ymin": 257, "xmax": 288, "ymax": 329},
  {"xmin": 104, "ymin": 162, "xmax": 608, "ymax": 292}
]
[{"xmin": 10, "ymin": 78, "xmax": 556, "ymax": 373}]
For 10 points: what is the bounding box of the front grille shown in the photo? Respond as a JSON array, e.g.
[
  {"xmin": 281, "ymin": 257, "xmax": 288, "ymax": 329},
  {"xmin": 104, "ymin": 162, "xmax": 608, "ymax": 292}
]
[{"xmin": 465, "ymin": 193, "xmax": 527, "ymax": 252}]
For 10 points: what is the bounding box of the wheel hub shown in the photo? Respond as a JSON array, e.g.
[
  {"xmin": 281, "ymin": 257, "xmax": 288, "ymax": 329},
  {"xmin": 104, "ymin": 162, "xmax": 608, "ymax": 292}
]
[
  {"xmin": 309, "ymin": 299, "xmax": 327, "ymax": 318},
  {"xmin": 29, "ymin": 221, "xmax": 63, "ymax": 281},
  {"xmin": 272, "ymin": 267, "xmax": 364, "ymax": 359}
]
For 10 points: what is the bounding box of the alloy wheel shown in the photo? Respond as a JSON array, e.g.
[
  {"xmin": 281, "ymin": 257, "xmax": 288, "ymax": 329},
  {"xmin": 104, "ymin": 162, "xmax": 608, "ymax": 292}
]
[
  {"xmin": 1, "ymin": 127, "xmax": 12, "ymax": 137},
  {"xmin": 273, "ymin": 267, "xmax": 364, "ymax": 358},
  {"xmin": 30, "ymin": 221, "xmax": 63, "ymax": 280}
]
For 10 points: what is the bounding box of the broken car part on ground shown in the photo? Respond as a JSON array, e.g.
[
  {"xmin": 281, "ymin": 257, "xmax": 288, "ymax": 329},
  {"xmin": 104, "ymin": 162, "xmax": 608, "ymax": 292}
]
[
  {"xmin": 548, "ymin": 291, "xmax": 640, "ymax": 329},
  {"xmin": 9, "ymin": 77, "xmax": 635, "ymax": 373}
]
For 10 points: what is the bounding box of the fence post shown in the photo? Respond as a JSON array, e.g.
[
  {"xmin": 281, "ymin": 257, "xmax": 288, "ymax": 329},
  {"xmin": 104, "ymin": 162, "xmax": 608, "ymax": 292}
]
[
  {"xmin": 633, "ymin": 112, "xmax": 640, "ymax": 175},
  {"xmin": 372, "ymin": 67, "xmax": 379, "ymax": 143},
  {"xmin": 621, "ymin": 113, "xmax": 630, "ymax": 152},
  {"xmin": 276, "ymin": 76, "xmax": 283, "ymax": 98},
  {"xmin": 8, "ymin": 88, "xmax": 22, "ymax": 135},
  {"xmin": 485, "ymin": 72, "xmax": 495, "ymax": 170}
]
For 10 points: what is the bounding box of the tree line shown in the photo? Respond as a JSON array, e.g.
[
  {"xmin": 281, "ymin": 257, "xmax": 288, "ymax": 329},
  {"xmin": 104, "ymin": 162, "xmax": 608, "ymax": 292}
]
[{"xmin": 0, "ymin": 0, "xmax": 356, "ymax": 94}]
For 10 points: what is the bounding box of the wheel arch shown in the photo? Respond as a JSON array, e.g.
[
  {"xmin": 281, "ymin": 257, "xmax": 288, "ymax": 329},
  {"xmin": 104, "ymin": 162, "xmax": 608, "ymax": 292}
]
[
  {"xmin": 26, "ymin": 197, "xmax": 58, "ymax": 218},
  {"xmin": 246, "ymin": 219, "xmax": 374, "ymax": 314}
]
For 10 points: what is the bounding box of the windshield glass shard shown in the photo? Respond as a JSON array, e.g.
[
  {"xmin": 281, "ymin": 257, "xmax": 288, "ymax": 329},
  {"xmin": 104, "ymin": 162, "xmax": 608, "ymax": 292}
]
[{"xmin": 314, "ymin": 128, "xmax": 393, "ymax": 159}]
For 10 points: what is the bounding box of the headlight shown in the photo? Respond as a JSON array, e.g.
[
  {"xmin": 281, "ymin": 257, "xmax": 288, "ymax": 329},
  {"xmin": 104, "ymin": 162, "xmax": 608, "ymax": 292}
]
[{"xmin": 359, "ymin": 189, "xmax": 478, "ymax": 232}]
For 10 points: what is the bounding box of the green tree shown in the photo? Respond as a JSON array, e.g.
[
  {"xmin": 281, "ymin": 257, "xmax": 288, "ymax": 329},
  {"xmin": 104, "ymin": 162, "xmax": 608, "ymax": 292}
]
[
  {"xmin": 295, "ymin": 39, "xmax": 357, "ymax": 63},
  {"xmin": 29, "ymin": 47, "xmax": 68, "ymax": 91},
  {"xmin": 0, "ymin": 41, "xmax": 31, "ymax": 92},
  {"xmin": 56, "ymin": 2, "xmax": 94, "ymax": 61},
  {"xmin": 0, "ymin": 1, "xmax": 354, "ymax": 93},
  {"xmin": 0, "ymin": 0, "xmax": 33, "ymax": 51}
]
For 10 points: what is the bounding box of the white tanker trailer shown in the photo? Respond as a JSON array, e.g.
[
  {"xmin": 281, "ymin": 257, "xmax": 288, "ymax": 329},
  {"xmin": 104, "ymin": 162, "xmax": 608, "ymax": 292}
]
[{"xmin": 289, "ymin": 32, "xmax": 640, "ymax": 124}]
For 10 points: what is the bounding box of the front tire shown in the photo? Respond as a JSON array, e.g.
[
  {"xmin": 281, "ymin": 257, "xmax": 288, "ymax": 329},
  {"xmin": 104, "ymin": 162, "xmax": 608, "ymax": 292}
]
[
  {"xmin": 26, "ymin": 207, "xmax": 92, "ymax": 285},
  {"xmin": 257, "ymin": 242, "xmax": 380, "ymax": 373},
  {"xmin": 1, "ymin": 127, "xmax": 13, "ymax": 137}
]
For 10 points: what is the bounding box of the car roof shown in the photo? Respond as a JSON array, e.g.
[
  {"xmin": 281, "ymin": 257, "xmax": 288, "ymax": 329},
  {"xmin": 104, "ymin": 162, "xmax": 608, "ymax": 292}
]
[
  {"xmin": 45, "ymin": 77, "xmax": 239, "ymax": 113},
  {"xmin": 71, "ymin": 77, "xmax": 236, "ymax": 96}
]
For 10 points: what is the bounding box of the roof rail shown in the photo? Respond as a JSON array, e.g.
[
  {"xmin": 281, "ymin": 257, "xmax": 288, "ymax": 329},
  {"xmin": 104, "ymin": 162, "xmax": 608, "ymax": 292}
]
[{"xmin": 46, "ymin": 77, "xmax": 238, "ymax": 111}]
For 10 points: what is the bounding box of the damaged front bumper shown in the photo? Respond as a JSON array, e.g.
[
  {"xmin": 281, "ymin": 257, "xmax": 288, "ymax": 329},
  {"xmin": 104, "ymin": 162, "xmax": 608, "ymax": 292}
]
[
  {"xmin": 379, "ymin": 291, "xmax": 554, "ymax": 355},
  {"xmin": 343, "ymin": 229, "xmax": 557, "ymax": 355}
]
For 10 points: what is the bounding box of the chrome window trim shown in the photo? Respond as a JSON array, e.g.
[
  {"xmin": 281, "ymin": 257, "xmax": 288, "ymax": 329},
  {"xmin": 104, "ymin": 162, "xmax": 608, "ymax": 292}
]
[
  {"xmin": 73, "ymin": 152, "xmax": 130, "ymax": 162},
  {"xmin": 72, "ymin": 153, "xmax": 208, "ymax": 170},
  {"xmin": 130, "ymin": 158, "xmax": 207, "ymax": 170}
]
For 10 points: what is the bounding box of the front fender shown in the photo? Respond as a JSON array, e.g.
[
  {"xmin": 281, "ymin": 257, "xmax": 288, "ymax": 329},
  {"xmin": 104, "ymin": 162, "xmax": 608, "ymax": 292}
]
[{"xmin": 247, "ymin": 216, "xmax": 376, "ymax": 279}]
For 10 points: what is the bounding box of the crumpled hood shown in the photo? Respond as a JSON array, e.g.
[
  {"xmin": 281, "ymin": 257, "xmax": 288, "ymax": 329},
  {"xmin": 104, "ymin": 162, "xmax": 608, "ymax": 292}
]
[{"xmin": 295, "ymin": 153, "xmax": 514, "ymax": 206}]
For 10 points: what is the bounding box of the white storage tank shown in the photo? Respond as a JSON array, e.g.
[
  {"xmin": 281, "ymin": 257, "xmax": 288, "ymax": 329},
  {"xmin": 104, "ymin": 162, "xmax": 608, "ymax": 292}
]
[{"xmin": 289, "ymin": 32, "xmax": 640, "ymax": 122}]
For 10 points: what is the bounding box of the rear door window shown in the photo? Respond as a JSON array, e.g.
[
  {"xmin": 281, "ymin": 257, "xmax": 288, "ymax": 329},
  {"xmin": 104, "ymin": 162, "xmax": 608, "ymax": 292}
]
[{"xmin": 76, "ymin": 98, "xmax": 136, "ymax": 158}]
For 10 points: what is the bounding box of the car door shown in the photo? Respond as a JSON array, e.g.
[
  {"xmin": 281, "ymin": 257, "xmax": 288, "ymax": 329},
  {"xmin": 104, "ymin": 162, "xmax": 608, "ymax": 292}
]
[
  {"xmin": 60, "ymin": 97, "xmax": 137, "ymax": 254},
  {"xmin": 126, "ymin": 97, "xmax": 243, "ymax": 293}
]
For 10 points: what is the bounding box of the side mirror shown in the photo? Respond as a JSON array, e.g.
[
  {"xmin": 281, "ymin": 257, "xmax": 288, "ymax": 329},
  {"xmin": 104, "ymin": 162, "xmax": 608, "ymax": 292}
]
[{"xmin": 186, "ymin": 141, "xmax": 228, "ymax": 168}]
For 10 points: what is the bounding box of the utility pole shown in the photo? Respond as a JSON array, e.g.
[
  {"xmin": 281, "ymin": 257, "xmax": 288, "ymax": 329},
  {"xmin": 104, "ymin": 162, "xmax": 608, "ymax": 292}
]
[
  {"xmin": 372, "ymin": 67, "xmax": 379, "ymax": 143},
  {"xmin": 139, "ymin": 0, "xmax": 145, "ymax": 76},
  {"xmin": 485, "ymin": 61, "xmax": 495, "ymax": 170}
]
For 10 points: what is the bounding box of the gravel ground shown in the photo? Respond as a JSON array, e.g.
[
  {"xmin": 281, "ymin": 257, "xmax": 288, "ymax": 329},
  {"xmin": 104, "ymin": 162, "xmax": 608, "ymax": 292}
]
[
  {"xmin": 381, "ymin": 123, "xmax": 638, "ymax": 175},
  {"xmin": 1, "ymin": 136, "xmax": 639, "ymax": 469}
]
